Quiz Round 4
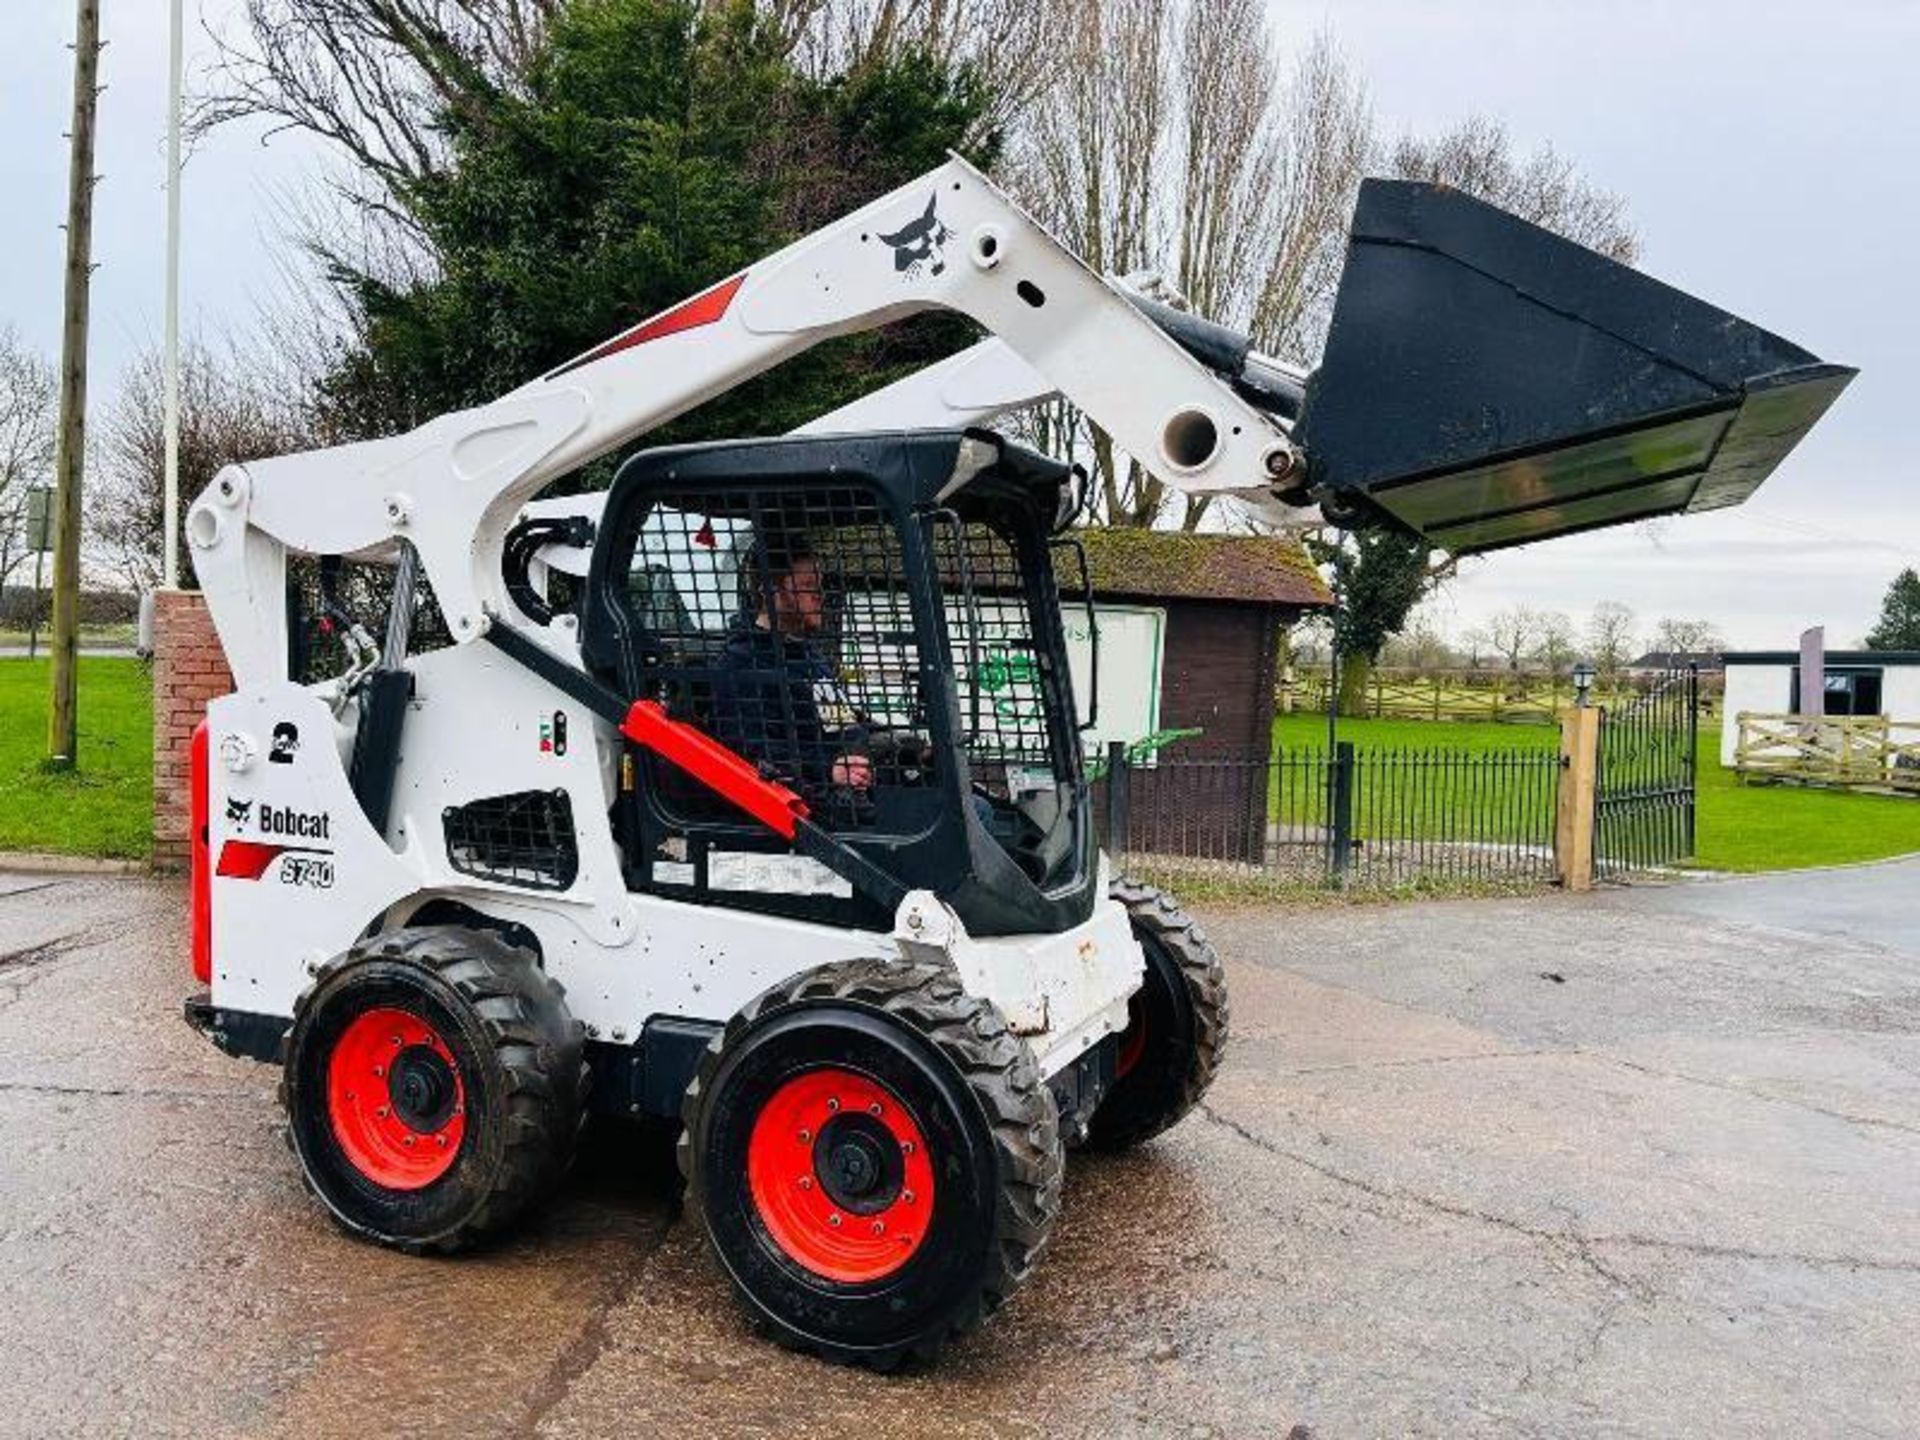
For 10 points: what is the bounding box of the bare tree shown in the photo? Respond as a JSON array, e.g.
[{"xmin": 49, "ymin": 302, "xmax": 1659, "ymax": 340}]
[
  {"xmin": 199, "ymin": 1, "xmax": 552, "ymax": 193},
  {"xmin": 0, "ymin": 329, "xmax": 58, "ymax": 594},
  {"xmin": 1388, "ymin": 115, "xmax": 1638, "ymax": 264},
  {"xmin": 1532, "ymin": 609, "xmax": 1577, "ymax": 679},
  {"xmin": 1009, "ymin": 10, "xmax": 1371, "ymax": 529},
  {"xmin": 1010, "ymin": 0, "xmax": 1175, "ymax": 525},
  {"xmin": 1586, "ymin": 600, "xmax": 1638, "ymax": 687},
  {"xmin": 88, "ymin": 340, "xmax": 311, "ymax": 591},
  {"xmin": 1484, "ymin": 605, "xmax": 1541, "ymax": 673},
  {"xmin": 1650, "ymin": 617, "xmax": 1725, "ymax": 657},
  {"xmin": 1378, "ymin": 609, "xmax": 1456, "ymax": 672},
  {"xmin": 1247, "ymin": 31, "xmax": 1374, "ymax": 363},
  {"xmin": 784, "ymin": 0, "xmax": 1069, "ymax": 140}
]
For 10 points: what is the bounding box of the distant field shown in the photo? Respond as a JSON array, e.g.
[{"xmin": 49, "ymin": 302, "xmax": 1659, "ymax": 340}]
[
  {"xmin": 0, "ymin": 623, "xmax": 137, "ymax": 650},
  {"xmin": 1271, "ymin": 712, "xmax": 1920, "ymax": 873},
  {"xmin": 0, "ymin": 657, "xmax": 151, "ymax": 859}
]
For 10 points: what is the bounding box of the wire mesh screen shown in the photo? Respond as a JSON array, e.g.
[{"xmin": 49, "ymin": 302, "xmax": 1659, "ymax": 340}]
[
  {"xmin": 931, "ymin": 513, "xmax": 1060, "ymax": 800},
  {"xmin": 621, "ymin": 484, "xmax": 937, "ymax": 831},
  {"xmin": 444, "ymin": 789, "xmax": 579, "ymax": 891}
]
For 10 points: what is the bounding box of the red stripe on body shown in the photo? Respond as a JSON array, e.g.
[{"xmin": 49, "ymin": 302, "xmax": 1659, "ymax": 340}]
[
  {"xmin": 548, "ymin": 273, "xmax": 746, "ymax": 378},
  {"xmin": 214, "ymin": 840, "xmax": 289, "ymax": 881}
]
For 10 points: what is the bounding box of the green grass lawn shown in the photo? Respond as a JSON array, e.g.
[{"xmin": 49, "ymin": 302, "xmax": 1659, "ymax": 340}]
[
  {"xmin": 1269, "ymin": 711, "xmax": 1920, "ymax": 872},
  {"xmin": 1275, "ymin": 712, "xmax": 1558, "ymax": 755},
  {"xmin": 0, "ymin": 657, "xmax": 152, "ymax": 860},
  {"xmin": 1691, "ymin": 729, "xmax": 1920, "ymax": 872},
  {"xmin": 1268, "ymin": 712, "xmax": 1559, "ymax": 843}
]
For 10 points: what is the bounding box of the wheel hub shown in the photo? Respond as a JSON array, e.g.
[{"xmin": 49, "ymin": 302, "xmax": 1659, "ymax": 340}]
[
  {"xmin": 325, "ymin": 1006, "xmax": 467, "ymax": 1190},
  {"xmin": 390, "ymin": 1044, "xmax": 459, "ymax": 1133},
  {"xmin": 745, "ymin": 1068, "xmax": 936, "ymax": 1284},
  {"xmin": 814, "ymin": 1114, "xmax": 905, "ymax": 1214}
]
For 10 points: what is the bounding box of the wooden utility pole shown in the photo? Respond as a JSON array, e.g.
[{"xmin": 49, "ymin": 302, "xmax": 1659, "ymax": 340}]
[{"xmin": 47, "ymin": 0, "xmax": 101, "ymax": 768}]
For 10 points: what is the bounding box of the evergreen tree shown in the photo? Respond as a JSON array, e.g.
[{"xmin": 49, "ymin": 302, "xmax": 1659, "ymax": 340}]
[
  {"xmin": 315, "ymin": 0, "xmax": 995, "ymax": 452},
  {"xmin": 1307, "ymin": 526, "xmax": 1436, "ymax": 716},
  {"xmin": 1866, "ymin": 568, "xmax": 1920, "ymax": 650}
]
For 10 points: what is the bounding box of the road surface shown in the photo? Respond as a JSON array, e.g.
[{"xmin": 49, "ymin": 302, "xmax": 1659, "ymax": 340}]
[{"xmin": 0, "ymin": 862, "xmax": 1915, "ymax": 1436}]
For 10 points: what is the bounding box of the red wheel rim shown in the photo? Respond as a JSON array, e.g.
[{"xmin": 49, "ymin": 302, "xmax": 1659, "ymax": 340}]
[
  {"xmin": 1114, "ymin": 991, "xmax": 1149, "ymax": 1079},
  {"xmin": 326, "ymin": 1006, "xmax": 466, "ymax": 1190},
  {"xmin": 746, "ymin": 1068, "xmax": 935, "ymax": 1284}
]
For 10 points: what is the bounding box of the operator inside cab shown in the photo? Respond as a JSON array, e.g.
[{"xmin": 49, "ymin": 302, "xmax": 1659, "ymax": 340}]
[{"xmin": 710, "ymin": 535, "xmax": 878, "ymax": 810}]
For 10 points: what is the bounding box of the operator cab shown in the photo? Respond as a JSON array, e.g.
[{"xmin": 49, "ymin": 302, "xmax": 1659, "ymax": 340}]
[{"xmin": 579, "ymin": 428, "xmax": 1099, "ymax": 938}]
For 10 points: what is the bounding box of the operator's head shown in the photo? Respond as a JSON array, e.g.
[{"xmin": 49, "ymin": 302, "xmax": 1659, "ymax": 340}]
[{"xmin": 758, "ymin": 534, "xmax": 826, "ymax": 635}]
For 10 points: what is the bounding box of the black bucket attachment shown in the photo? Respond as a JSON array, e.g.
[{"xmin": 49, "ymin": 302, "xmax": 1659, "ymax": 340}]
[{"xmin": 1295, "ymin": 180, "xmax": 1855, "ymax": 553}]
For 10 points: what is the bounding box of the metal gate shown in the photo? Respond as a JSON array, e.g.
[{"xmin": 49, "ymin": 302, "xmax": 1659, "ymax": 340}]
[{"xmin": 1594, "ymin": 664, "xmax": 1699, "ymax": 877}]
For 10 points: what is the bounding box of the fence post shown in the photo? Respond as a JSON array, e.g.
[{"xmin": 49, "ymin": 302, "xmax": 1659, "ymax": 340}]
[
  {"xmin": 1330, "ymin": 740, "xmax": 1355, "ymax": 883},
  {"xmin": 1105, "ymin": 740, "xmax": 1129, "ymax": 860},
  {"xmin": 1555, "ymin": 707, "xmax": 1600, "ymax": 891}
]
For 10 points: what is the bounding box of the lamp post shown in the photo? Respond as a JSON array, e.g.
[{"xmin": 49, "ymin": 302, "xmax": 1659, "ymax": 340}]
[
  {"xmin": 1573, "ymin": 661, "xmax": 1596, "ymax": 709},
  {"xmin": 162, "ymin": 0, "xmax": 184, "ymax": 590}
]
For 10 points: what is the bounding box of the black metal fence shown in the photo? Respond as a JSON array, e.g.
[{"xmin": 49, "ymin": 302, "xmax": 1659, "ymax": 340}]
[
  {"xmin": 1099, "ymin": 740, "xmax": 1563, "ymax": 892},
  {"xmin": 1594, "ymin": 665, "xmax": 1699, "ymax": 878}
]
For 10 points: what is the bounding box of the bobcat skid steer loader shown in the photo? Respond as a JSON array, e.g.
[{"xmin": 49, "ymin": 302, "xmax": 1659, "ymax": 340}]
[{"xmin": 181, "ymin": 157, "xmax": 1850, "ymax": 1367}]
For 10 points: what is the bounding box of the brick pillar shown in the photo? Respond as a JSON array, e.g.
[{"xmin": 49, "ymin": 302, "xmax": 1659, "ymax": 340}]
[{"xmin": 153, "ymin": 589, "xmax": 233, "ymax": 872}]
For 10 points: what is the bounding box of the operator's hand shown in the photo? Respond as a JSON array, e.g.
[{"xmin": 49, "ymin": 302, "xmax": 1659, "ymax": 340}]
[{"xmin": 831, "ymin": 755, "xmax": 874, "ymax": 789}]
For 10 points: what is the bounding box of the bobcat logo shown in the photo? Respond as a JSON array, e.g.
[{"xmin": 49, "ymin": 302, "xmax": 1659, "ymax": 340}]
[
  {"xmin": 878, "ymin": 194, "xmax": 952, "ymax": 280},
  {"xmin": 225, "ymin": 797, "xmax": 253, "ymax": 826}
]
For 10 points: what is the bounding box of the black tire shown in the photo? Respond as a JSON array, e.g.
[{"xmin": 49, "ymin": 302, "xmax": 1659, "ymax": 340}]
[
  {"xmin": 679, "ymin": 958, "xmax": 1062, "ymax": 1370},
  {"xmin": 1085, "ymin": 879, "xmax": 1228, "ymax": 1151},
  {"xmin": 281, "ymin": 926, "xmax": 587, "ymax": 1254}
]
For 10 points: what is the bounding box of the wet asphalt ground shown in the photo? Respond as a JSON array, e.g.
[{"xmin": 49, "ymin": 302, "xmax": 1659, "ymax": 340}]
[{"xmin": 1, "ymin": 862, "xmax": 1916, "ymax": 1438}]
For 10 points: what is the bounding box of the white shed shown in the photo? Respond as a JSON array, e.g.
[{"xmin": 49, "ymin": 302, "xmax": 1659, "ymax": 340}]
[{"xmin": 1720, "ymin": 649, "xmax": 1920, "ymax": 765}]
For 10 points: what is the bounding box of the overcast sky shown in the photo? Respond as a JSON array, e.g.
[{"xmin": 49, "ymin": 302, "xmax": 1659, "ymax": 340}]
[{"xmin": 2, "ymin": 0, "xmax": 1914, "ymax": 650}]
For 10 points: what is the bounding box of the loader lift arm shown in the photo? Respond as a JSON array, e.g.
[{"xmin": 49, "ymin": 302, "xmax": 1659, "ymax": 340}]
[{"xmin": 188, "ymin": 154, "xmax": 1308, "ymax": 688}]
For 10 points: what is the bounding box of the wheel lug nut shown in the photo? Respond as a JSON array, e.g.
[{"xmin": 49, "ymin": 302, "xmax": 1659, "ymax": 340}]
[
  {"xmin": 900, "ymin": 1140, "xmax": 915, "ymax": 1156},
  {"xmin": 826, "ymin": 1097, "xmax": 840, "ymax": 1112},
  {"xmin": 402, "ymin": 1135, "xmax": 416, "ymax": 1147},
  {"xmin": 798, "ymin": 1176, "xmax": 813, "ymax": 1191},
  {"xmin": 828, "ymin": 1213, "xmax": 842, "ymax": 1228},
  {"xmin": 391, "ymin": 1035, "xmax": 402, "ymax": 1047},
  {"xmin": 903, "ymin": 1189, "xmax": 916, "ymax": 1204},
  {"xmin": 376, "ymin": 1106, "xmax": 390, "ymax": 1119},
  {"xmin": 870, "ymin": 1220, "xmax": 885, "ymax": 1236},
  {"xmin": 372, "ymin": 1065, "xmax": 385, "ymax": 1078},
  {"xmin": 868, "ymin": 1102, "xmax": 883, "ymax": 1116},
  {"xmin": 435, "ymin": 1135, "xmax": 448, "ymax": 1148},
  {"xmin": 798, "ymin": 1128, "xmax": 811, "ymax": 1143}
]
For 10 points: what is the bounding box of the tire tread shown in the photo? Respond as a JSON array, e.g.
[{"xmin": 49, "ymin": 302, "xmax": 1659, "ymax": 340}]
[
  {"xmin": 281, "ymin": 925, "xmax": 588, "ymax": 1255},
  {"xmin": 678, "ymin": 957, "xmax": 1063, "ymax": 1370}
]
